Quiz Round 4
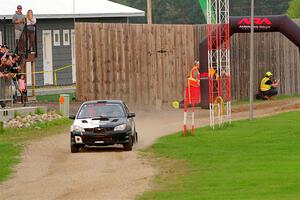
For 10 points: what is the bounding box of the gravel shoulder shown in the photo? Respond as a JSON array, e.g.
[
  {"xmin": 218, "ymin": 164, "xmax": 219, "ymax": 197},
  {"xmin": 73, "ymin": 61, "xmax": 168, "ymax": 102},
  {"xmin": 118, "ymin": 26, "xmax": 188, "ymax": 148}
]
[{"xmin": 1, "ymin": 98, "xmax": 300, "ymax": 200}]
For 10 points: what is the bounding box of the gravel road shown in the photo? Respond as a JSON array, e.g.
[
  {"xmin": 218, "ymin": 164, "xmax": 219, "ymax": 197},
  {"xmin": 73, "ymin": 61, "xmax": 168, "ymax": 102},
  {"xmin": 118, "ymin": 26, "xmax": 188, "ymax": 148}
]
[{"xmin": 1, "ymin": 98, "xmax": 299, "ymax": 200}]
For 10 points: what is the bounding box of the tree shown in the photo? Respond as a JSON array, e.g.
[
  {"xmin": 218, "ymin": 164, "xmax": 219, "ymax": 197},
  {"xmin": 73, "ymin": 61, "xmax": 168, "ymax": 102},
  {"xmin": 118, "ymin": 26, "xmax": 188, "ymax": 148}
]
[
  {"xmin": 111, "ymin": 0, "xmax": 291, "ymax": 24},
  {"xmin": 111, "ymin": 0, "xmax": 206, "ymax": 24},
  {"xmin": 287, "ymin": 0, "xmax": 300, "ymax": 18}
]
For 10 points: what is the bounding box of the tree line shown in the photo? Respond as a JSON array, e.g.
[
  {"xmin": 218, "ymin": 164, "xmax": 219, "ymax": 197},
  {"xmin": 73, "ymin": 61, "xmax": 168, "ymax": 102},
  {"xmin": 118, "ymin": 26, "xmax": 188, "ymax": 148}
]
[{"xmin": 111, "ymin": 0, "xmax": 298, "ymax": 24}]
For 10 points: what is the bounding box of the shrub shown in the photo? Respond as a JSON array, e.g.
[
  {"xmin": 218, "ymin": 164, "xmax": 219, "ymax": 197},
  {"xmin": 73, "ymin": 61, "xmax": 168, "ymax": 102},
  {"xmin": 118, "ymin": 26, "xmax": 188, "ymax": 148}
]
[
  {"xmin": 35, "ymin": 108, "xmax": 45, "ymax": 115},
  {"xmin": 0, "ymin": 121, "xmax": 3, "ymax": 132},
  {"xmin": 14, "ymin": 111, "xmax": 21, "ymax": 118}
]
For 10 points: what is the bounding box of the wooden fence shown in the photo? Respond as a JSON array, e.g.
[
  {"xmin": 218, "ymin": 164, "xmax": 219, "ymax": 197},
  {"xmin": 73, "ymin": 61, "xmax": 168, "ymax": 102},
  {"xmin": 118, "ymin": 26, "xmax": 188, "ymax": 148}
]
[{"xmin": 75, "ymin": 20, "xmax": 300, "ymax": 109}]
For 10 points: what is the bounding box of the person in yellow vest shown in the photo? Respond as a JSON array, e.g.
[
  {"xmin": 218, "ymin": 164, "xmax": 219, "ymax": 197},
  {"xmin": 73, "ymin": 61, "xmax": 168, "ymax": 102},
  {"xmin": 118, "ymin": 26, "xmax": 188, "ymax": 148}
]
[
  {"xmin": 260, "ymin": 71, "xmax": 279, "ymax": 99},
  {"xmin": 188, "ymin": 60, "xmax": 200, "ymax": 87}
]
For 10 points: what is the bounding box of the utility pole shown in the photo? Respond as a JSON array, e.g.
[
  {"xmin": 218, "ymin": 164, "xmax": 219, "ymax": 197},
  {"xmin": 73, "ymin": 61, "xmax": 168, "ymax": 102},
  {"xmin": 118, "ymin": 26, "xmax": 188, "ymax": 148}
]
[
  {"xmin": 249, "ymin": 0, "xmax": 254, "ymax": 120},
  {"xmin": 73, "ymin": 0, "xmax": 76, "ymax": 24},
  {"xmin": 147, "ymin": 0, "xmax": 152, "ymax": 24}
]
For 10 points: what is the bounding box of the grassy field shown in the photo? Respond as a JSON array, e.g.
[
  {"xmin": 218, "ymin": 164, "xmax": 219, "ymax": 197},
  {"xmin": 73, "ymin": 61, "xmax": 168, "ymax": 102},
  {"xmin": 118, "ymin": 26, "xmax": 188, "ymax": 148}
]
[
  {"xmin": 231, "ymin": 94, "xmax": 300, "ymax": 106},
  {"xmin": 140, "ymin": 111, "xmax": 300, "ymax": 200},
  {"xmin": 0, "ymin": 118, "xmax": 72, "ymax": 182}
]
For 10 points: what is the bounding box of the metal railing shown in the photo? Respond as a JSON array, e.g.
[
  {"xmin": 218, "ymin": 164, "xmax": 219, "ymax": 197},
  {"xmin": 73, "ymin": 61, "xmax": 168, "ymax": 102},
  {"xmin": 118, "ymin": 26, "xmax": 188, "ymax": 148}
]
[
  {"xmin": 0, "ymin": 17, "xmax": 37, "ymax": 58},
  {"xmin": 16, "ymin": 23, "xmax": 38, "ymax": 59},
  {"xmin": 0, "ymin": 78, "xmax": 13, "ymax": 108},
  {"xmin": 0, "ymin": 18, "xmax": 37, "ymax": 107}
]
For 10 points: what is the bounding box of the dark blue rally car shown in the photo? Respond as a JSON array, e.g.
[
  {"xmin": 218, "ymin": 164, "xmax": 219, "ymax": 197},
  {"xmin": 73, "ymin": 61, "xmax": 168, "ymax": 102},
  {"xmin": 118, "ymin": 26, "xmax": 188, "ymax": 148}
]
[{"xmin": 70, "ymin": 100, "xmax": 137, "ymax": 153}]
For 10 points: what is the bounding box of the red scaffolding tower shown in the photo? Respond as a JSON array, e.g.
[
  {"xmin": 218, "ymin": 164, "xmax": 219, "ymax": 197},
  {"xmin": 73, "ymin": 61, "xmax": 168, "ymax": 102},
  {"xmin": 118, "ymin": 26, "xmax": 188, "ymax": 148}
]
[{"xmin": 207, "ymin": 0, "xmax": 231, "ymax": 128}]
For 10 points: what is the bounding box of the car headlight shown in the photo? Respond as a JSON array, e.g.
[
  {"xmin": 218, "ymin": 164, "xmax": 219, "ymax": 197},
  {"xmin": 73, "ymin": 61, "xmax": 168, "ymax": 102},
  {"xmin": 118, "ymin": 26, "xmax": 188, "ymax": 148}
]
[
  {"xmin": 70, "ymin": 125, "xmax": 85, "ymax": 132},
  {"xmin": 114, "ymin": 124, "xmax": 126, "ymax": 131}
]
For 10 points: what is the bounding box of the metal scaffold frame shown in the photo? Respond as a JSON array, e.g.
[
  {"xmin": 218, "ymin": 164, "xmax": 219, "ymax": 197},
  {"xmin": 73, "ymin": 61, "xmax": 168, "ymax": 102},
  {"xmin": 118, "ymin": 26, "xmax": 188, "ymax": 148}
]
[{"xmin": 207, "ymin": 0, "xmax": 231, "ymax": 128}]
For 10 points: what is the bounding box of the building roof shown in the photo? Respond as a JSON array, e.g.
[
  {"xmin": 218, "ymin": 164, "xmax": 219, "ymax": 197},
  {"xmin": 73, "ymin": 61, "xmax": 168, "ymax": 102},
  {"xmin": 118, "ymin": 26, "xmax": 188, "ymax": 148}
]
[{"xmin": 0, "ymin": 0, "xmax": 144, "ymax": 19}]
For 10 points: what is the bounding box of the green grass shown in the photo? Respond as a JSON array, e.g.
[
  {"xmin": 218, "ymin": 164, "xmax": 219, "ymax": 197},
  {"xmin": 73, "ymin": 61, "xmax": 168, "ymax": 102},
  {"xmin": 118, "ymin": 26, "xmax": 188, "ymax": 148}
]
[
  {"xmin": 140, "ymin": 111, "xmax": 300, "ymax": 200},
  {"xmin": 34, "ymin": 107, "xmax": 45, "ymax": 115},
  {"xmin": 274, "ymin": 93, "xmax": 300, "ymax": 100},
  {"xmin": 36, "ymin": 93, "xmax": 76, "ymax": 102},
  {"xmin": 0, "ymin": 143, "xmax": 21, "ymax": 182},
  {"xmin": 0, "ymin": 118, "xmax": 72, "ymax": 182},
  {"xmin": 231, "ymin": 94, "xmax": 300, "ymax": 106}
]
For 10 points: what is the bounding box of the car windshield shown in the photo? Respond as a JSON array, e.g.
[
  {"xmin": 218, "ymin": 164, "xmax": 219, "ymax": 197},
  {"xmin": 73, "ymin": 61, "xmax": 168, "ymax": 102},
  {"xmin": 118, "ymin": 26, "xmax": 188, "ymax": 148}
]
[{"xmin": 77, "ymin": 103, "xmax": 125, "ymax": 119}]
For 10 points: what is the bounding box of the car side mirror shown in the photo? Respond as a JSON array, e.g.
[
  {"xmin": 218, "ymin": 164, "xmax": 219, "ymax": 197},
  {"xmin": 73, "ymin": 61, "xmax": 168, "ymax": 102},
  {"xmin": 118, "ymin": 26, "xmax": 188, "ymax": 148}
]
[
  {"xmin": 69, "ymin": 115, "xmax": 76, "ymax": 120},
  {"xmin": 128, "ymin": 112, "xmax": 135, "ymax": 118}
]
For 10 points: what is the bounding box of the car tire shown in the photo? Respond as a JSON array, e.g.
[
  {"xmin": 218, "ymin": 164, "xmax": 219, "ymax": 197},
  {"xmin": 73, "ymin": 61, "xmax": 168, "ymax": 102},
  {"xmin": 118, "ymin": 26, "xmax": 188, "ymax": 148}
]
[
  {"xmin": 134, "ymin": 131, "xmax": 138, "ymax": 143},
  {"xmin": 123, "ymin": 135, "xmax": 133, "ymax": 151},
  {"xmin": 71, "ymin": 136, "xmax": 80, "ymax": 153},
  {"xmin": 71, "ymin": 144, "xmax": 80, "ymax": 153}
]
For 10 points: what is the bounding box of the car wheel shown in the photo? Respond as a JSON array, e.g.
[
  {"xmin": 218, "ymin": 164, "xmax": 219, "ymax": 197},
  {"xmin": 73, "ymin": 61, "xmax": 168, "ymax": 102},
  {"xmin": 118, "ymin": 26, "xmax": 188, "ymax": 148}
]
[
  {"xmin": 70, "ymin": 136, "xmax": 80, "ymax": 153},
  {"xmin": 123, "ymin": 135, "xmax": 133, "ymax": 151},
  {"xmin": 71, "ymin": 144, "xmax": 80, "ymax": 153},
  {"xmin": 134, "ymin": 131, "xmax": 138, "ymax": 143}
]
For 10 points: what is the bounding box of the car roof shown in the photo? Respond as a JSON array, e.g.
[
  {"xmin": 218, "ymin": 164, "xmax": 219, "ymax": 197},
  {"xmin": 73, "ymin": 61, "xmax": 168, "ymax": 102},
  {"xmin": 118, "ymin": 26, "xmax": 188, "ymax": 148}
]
[{"xmin": 81, "ymin": 100, "xmax": 125, "ymax": 105}]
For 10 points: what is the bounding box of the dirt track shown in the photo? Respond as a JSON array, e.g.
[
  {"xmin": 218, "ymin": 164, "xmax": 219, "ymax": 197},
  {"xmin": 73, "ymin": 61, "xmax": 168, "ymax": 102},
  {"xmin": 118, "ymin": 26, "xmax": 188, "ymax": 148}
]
[{"xmin": 1, "ymin": 98, "xmax": 300, "ymax": 200}]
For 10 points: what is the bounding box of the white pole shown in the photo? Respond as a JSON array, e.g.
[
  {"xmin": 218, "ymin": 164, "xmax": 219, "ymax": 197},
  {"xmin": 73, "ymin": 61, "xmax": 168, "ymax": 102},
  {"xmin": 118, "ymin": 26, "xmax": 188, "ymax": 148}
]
[
  {"xmin": 249, "ymin": 0, "xmax": 254, "ymax": 120},
  {"xmin": 73, "ymin": 0, "xmax": 76, "ymax": 24}
]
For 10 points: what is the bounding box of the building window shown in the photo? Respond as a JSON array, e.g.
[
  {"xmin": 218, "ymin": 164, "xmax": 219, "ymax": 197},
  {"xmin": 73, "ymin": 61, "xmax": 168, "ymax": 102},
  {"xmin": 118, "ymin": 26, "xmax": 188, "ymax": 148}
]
[
  {"xmin": 0, "ymin": 31, "xmax": 2, "ymax": 45},
  {"xmin": 63, "ymin": 30, "xmax": 70, "ymax": 46},
  {"xmin": 53, "ymin": 30, "xmax": 60, "ymax": 46}
]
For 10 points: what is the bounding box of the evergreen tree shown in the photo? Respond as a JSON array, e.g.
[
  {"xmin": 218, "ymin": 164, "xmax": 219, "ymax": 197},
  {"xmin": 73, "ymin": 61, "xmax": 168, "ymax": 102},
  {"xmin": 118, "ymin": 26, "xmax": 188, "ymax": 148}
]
[
  {"xmin": 287, "ymin": 0, "xmax": 300, "ymax": 18},
  {"xmin": 111, "ymin": 0, "xmax": 291, "ymax": 24}
]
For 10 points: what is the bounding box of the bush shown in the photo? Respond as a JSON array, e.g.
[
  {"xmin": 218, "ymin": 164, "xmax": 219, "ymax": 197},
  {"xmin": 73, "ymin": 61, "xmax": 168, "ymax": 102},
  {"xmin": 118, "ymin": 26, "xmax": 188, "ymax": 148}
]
[
  {"xmin": 35, "ymin": 108, "xmax": 45, "ymax": 115},
  {"xmin": 14, "ymin": 111, "xmax": 21, "ymax": 118},
  {"xmin": 0, "ymin": 121, "xmax": 3, "ymax": 132}
]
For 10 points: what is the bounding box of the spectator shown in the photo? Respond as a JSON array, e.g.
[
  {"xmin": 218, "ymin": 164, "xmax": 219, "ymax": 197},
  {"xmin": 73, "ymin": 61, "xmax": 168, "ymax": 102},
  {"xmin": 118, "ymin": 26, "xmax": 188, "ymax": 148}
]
[
  {"xmin": 18, "ymin": 74, "xmax": 27, "ymax": 106},
  {"xmin": 10, "ymin": 54, "xmax": 21, "ymax": 103},
  {"xmin": 10, "ymin": 54, "xmax": 21, "ymax": 73},
  {"xmin": 0, "ymin": 60, "xmax": 5, "ymax": 78},
  {"xmin": 26, "ymin": 9, "xmax": 36, "ymax": 53},
  {"xmin": 0, "ymin": 45, "xmax": 5, "ymax": 58},
  {"xmin": 1, "ymin": 45, "xmax": 22, "ymax": 80},
  {"xmin": 0, "ymin": 45, "xmax": 8, "ymax": 62},
  {"xmin": 12, "ymin": 5, "xmax": 25, "ymax": 45},
  {"xmin": 0, "ymin": 54, "xmax": 9, "ymax": 108},
  {"xmin": 1, "ymin": 55, "xmax": 12, "ymax": 74}
]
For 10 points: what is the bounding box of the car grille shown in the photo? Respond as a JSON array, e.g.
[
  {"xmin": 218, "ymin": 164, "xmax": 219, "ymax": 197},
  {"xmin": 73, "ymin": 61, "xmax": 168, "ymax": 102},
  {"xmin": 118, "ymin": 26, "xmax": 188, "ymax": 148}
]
[
  {"xmin": 92, "ymin": 135, "xmax": 112, "ymax": 141},
  {"xmin": 83, "ymin": 135, "xmax": 113, "ymax": 142},
  {"xmin": 84, "ymin": 127, "xmax": 114, "ymax": 133}
]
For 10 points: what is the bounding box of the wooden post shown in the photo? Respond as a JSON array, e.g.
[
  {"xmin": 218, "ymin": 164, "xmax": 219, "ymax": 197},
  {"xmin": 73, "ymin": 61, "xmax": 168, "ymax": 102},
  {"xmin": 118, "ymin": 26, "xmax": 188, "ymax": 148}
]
[
  {"xmin": 31, "ymin": 61, "xmax": 35, "ymax": 97},
  {"xmin": 147, "ymin": 0, "xmax": 152, "ymax": 24}
]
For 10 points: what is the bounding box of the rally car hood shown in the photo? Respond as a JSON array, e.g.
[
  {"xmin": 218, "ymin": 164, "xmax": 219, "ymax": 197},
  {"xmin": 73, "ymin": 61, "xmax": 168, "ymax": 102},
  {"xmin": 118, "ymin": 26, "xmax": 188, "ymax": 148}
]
[{"xmin": 73, "ymin": 117, "xmax": 128, "ymax": 128}]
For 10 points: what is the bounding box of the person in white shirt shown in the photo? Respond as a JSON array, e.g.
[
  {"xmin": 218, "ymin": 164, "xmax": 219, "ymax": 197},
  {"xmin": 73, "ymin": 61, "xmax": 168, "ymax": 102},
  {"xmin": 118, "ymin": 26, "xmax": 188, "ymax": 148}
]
[{"xmin": 26, "ymin": 9, "xmax": 37, "ymax": 53}]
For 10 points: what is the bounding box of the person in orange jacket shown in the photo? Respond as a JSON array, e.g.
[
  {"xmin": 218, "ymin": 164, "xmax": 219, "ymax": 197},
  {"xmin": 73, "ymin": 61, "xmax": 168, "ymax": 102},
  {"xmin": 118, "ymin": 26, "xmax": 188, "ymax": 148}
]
[{"xmin": 188, "ymin": 60, "xmax": 200, "ymax": 87}]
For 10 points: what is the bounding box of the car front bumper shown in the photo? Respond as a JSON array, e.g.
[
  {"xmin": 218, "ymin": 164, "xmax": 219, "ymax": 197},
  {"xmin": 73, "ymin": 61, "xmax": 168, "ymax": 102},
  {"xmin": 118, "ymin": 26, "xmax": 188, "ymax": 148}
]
[{"xmin": 71, "ymin": 130, "xmax": 132, "ymax": 146}]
